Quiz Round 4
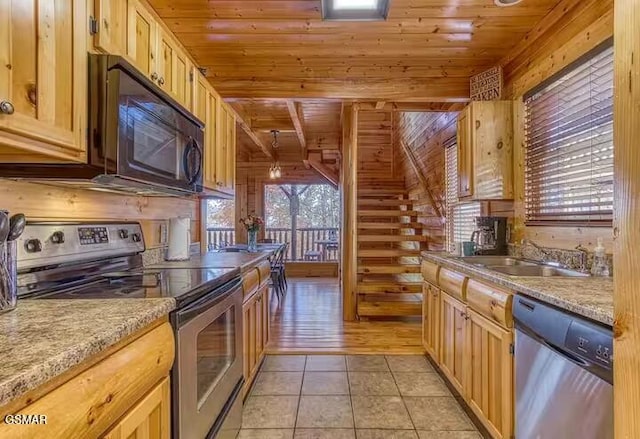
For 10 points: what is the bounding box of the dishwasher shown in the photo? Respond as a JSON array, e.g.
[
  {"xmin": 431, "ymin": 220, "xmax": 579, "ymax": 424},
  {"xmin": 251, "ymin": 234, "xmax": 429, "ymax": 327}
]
[{"xmin": 513, "ymin": 295, "xmax": 613, "ymax": 439}]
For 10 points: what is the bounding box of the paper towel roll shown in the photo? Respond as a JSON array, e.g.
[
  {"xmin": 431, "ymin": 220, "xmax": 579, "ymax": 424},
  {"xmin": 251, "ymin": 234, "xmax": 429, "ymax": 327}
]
[{"xmin": 166, "ymin": 217, "xmax": 191, "ymax": 261}]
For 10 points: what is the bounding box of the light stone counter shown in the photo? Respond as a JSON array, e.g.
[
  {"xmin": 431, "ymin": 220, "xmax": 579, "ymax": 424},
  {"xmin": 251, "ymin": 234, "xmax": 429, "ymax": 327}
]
[
  {"xmin": 0, "ymin": 298, "xmax": 175, "ymax": 408},
  {"xmin": 422, "ymin": 252, "xmax": 613, "ymax": 326}
]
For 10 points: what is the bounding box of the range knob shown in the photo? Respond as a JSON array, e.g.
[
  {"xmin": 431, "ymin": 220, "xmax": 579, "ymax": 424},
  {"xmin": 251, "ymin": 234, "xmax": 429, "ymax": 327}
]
[
  {"xmin": 51, "ymin": 231, "xmax": 65, "ymax": 244},
  {"xmin": 131, "ymin": 233, "xmax": 142, "ymax": 243},
  {"xmin": 25, "ymin": 239, "xmax": 42, "ymax": 253},
  {"xmin": 118, "ymin": 229, "xmax": 129, "ymax": 239}
]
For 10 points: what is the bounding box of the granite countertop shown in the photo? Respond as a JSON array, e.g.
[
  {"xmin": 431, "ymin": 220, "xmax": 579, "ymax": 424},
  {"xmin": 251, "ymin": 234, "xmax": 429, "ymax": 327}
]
[
  {"xmin": 422, "ymin": 252, "xmax": 614, "ymax": 326},
  {"xmin": 148, "ymin": 250, "xmax": 272, "ymax": 273},
  {"xmin": 0, "ymin": 298, "xmax": 175, "ymax": 409}
]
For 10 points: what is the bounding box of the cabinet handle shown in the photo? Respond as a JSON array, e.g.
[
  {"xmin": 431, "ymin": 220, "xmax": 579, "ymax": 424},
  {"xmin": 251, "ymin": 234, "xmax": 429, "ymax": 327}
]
[
  {"xmin": 27, "ymin": 84, "xmax": 37, "ymax": 106},
  {"xmin": 475, "ymin": 120, "xmax": 481, "ymax": 129},
  {"xmin": 0, "ymin": 101, "xmax": 14, "ymax": 115},
  {"xmin": 150, "ymin": 72, "xmax": 158, "ymax": 81},
  {"xmin": 158, "ymin": 77, "xmax": 165, "ymax": 86}
]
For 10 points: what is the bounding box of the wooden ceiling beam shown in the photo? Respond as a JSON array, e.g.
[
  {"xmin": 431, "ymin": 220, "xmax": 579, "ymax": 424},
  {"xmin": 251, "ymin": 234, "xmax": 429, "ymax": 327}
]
[
  {"xmin": 357, "ymin": 102, "xmax": 467, "ymax": 112},
  {"xmin": 231, "ymin": 107, "xmax": 275, "ymax": 160},
  {"xmin": 308, "ymin": 152, "xmax": 338, "ymax": 189},
  {"xmin": 215, "ymin": 78, "xmax": 470, "ymax": 101},
  {"xmin": 286, "ymin": 101, "xmax": 307, "ymax": 154}
]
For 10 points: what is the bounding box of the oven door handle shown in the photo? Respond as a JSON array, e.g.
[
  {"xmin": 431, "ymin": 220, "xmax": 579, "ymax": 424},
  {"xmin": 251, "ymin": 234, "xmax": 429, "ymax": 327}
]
[{"xmin": 175, "ymin": 277, "xmax": 242, "ymax": 327}]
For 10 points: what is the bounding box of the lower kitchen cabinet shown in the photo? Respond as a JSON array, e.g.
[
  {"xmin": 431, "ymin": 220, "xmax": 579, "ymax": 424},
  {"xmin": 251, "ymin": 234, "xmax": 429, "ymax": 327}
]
[
  {"xmin": 243, "ymin": 283, "xmax": 270, "ymax": 396},
  {"xmin": 103, "ymin": 377, "xmax": 171, "ymax": 439},
  {"xmin": 427, "ymin": 272, "xmax": 515, "ymax": 439},
  {"xmin": 467, "ymin": 309, "xmax": 514, "ymax": 439},
  {"xmin": 422, "ymin": 281, "xmax": 440, "ymax": 362},
  {"xmin": 440, "ymin": 291, "xmax": 468, "ymax": 395}
]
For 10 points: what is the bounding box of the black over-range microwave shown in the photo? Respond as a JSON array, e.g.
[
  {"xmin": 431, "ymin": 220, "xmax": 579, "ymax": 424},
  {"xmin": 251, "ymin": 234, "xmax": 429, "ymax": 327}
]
[{"xmin": 0, "ymin": 55, "xmax": 205, "ymax": 196}]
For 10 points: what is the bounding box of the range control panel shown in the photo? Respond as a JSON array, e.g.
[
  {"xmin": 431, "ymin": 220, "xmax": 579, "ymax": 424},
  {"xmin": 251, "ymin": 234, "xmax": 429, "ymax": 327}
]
[
  {"xmin": 17, "ymin": 223, "xmax": 145, "ymax": 270},
  {"xmin": 565, "ymin": 319, "xmax": 613, "ymax": 369},
  {"xmin": 78, "ymin": 227, "xmax": 109, "ymax": 245}
]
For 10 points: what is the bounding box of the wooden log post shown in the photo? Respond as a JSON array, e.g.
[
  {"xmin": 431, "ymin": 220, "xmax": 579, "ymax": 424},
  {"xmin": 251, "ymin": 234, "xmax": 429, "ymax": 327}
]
[
  {"xmin": 613, "ymin": 1, "xmax": 640, "ymax": 437},
  {"xmin": 341, "ymin": 104, "xmax": 358, "ymax": 321}
]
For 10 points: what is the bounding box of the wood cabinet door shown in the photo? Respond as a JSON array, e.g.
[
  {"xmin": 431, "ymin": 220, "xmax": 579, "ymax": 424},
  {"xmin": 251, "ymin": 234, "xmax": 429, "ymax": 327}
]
[
  {"xmin": 224, "ymin": 110, "xmax": 236, "ymax": 192},
  {"xmin": 466, "ymin": 309, "xmax": 514, "ymax": 439},
  {"xmin": 155, "ymin": 28, "xmax": 175, "ymax": 94},
  {"xmin": 103, "ymin": 377, "xmax": 171, "ymax": 439},
  {"xmin": 457, "ymin": 106, "xmax": 473, "ymax": 198},
  {"xmin": 261, "ymin": 285, "xmax": 270, "ymax": 351},
  {"xmin": 0, "ymin": 0, "xmax": 87, "ymax": 160},
  {"xmin": 215, "ymin": 102, "xmax": 229, "ymax": 190},
  {"xmin": 242, "ymin": 296, "xmax": 257, "ymax": 381},
  {"xmin": 93, "ymin": 0, "xmax": 127, "ymax": 55},
  {"xmin": 255, "ymin": 290, "xmax": 264, "ymax": 362},
  {"xmin": 173, "ymin": 49, "xmax": 193, "ymax": 111},
  {"xmin": 422, "ymin": 282, "xmax": 440, "ymax": 362},
  {"xmin": 439, "ymin": 292, "xmax": 468, "ymax": 395},
  {"xmin": 471, "ymin": 101, "xmax": 514, "ymax": 200},
  {"xmin": 126, "ymin": 0, "xmax": 157, "ymax": 80},
  {"xmin": 205, "ymin": 91, "xmax": 219, "ymax": 190}
]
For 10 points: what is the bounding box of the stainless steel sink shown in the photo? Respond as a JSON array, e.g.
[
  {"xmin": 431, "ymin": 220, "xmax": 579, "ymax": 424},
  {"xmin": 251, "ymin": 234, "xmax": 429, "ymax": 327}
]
[
  {"xmin": 488, "ymin": 265, "xmax": 590, "ymax": 278},
  {"xmin": 456, "ymin": 256, "xmax": 538, "ymax": 267}
]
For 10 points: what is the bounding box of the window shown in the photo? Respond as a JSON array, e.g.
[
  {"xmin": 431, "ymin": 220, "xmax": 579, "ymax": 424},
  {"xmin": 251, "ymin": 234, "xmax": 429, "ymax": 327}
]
[
  {"xmin": 445, "ymin": 143, "xmax": 481, "ymax": 251},
  {"xmin": 524, "ymin": 43, "xmax": 614, "ymax": 225},
  {"xmin": 205, "ymin": 199, "xmax": 235, "ymax": 250}
]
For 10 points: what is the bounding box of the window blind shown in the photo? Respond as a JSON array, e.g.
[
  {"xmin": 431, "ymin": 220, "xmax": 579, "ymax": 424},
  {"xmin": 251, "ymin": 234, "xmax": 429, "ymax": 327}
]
[
  {"xmin": 445, "ymin": 144, "xmax": 480, "ymax": 250},
  {"xmin": 524, "ymin": 44, "xmax": 614, "ymax": 225}
]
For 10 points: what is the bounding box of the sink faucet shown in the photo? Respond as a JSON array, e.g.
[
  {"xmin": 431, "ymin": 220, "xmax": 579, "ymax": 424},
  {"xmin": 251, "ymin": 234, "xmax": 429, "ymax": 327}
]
[{"xmin": 575, "ymin": 244, "xmax": 590, "ymax": 273}]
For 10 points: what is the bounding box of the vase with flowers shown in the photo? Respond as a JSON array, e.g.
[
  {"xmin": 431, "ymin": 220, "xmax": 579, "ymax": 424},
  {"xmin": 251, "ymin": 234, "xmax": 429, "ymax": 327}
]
[{"xmin": 239, "ymin": 214, "xmax": 264, "ymax": 253}]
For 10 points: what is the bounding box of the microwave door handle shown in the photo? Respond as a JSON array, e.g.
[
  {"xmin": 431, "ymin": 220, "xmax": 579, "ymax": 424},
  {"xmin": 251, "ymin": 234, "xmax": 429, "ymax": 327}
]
[
  {"xmin": 182, "ymin": 138, "xmax": 193, "ymax": 183},
  {"xmin": 190, "ymin": 139, "xmax": 203, "ymax": 185}
]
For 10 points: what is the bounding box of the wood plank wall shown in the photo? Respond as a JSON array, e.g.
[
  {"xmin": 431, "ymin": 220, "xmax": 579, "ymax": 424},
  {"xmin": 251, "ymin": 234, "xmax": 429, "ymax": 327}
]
[
  {"xmin": 0, "ymin": 180, "xmax": 199, "ymax": 248},
  {"xmin": 501, "ymin": 0, "xmax": 614, "ymax": 251},
  {"xmin": 358, "ymin": 110, "xmax": 394, "ymax": 179},
  {"xmin": 393, "ymin": 112, "xmax": 458, "ymax": 251}
]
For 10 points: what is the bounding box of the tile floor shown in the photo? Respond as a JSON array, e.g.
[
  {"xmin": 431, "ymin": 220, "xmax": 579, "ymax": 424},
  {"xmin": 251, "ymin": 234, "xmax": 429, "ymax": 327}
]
[{"xmin": 239, "ymin": 355, "xmax": 483, "ymax": 439}]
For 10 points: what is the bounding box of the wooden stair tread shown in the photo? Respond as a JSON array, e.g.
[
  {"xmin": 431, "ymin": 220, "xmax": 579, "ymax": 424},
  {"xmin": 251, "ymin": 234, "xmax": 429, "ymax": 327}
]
[
  {"xmin": 358, "ymin": 210, "xmax": 419, "ymax": 216},
  {"xmin": 358, "ymin": 199, "xmax": 414, "ymax": 207},
  {"xmin": 358, "ymin": 235, "xmax": 427, "ymax": 242},
  {"xmin": 358, "ymin": 222, "xmax": 423, "ymax": 229},
  {"xmin": 357, "ymin": 249, "xmax": 422, "ymax": 257},
  {"xmin": 357, "ymin": 265, "xmax": 421, "ymax": 274}
]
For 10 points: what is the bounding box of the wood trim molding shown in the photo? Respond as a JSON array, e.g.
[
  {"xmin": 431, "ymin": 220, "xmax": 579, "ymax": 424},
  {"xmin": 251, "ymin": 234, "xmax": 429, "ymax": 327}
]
[
  {"xmin": 399, "ymin": 140, "xmax": 443, "ymax": 219},
  {"xmin": 613, "ymin": 0, "xmax": 640, "ymax": 436}
]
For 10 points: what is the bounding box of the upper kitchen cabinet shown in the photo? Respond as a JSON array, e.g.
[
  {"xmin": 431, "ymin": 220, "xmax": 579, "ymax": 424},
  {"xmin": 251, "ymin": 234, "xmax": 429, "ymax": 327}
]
[
  {"xmin": 156, "ymin": 28, "xmax": 193, "ymax": 109},
  {"xmin": 0, "ymin": 0, "xmax": 87, "ymax": 162},
  {"xmin": 125, "ymin": 0, "xmax": 157, "ymax": 79},
  {"xmin": 457, "ymin": 101, "xmax": 514, "ymax": 200},
  {"xmin": 217, "ymin": 102, "xmax": 236, "ymax": 195},
  {"xmin": 92, "ymin": 0, "xmax": 127, "ymax": 56}
]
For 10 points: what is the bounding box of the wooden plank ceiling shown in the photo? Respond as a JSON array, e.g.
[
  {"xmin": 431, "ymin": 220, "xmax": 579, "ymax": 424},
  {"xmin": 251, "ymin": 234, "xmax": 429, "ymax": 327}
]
[
  {"xmin": 149, "ymin": 0, "xmax": 562, "ymax": 100},
  {"xmin": 149, "ymin": 0, "xmax": 563, "ymax": 171}
]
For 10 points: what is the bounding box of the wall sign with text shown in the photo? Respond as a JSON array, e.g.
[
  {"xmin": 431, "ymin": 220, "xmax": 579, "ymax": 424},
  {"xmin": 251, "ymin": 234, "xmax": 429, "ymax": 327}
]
[{"xmin": 470, "ymin": 67, "xmax": 503, "ymax": 101}]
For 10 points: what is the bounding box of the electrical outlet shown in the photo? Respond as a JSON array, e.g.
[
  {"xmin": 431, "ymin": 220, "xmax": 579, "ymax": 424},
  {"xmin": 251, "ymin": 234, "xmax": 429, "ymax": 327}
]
[{"xmin": 159, "ymin": 223, "xmax": 168, "ymax": 245}]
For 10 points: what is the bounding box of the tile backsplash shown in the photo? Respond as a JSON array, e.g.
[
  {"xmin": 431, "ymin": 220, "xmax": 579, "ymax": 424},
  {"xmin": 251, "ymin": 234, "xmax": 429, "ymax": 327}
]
[{"xmin": 508, "ymin": 243, "xmax": 613, "ymax": 276}]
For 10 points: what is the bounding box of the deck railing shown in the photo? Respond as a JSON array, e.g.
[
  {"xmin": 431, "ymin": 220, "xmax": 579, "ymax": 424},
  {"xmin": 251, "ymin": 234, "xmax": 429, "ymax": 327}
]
[{"xmin": 207, "ymin": 227, "xmax": 339, "ymax": 261}]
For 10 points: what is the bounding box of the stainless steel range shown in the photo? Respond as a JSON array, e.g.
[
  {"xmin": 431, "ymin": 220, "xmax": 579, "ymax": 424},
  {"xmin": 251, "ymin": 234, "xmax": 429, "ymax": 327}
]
[{"xmin": 14, "ymin": 222, "xmax": 244, "ymax": 439}]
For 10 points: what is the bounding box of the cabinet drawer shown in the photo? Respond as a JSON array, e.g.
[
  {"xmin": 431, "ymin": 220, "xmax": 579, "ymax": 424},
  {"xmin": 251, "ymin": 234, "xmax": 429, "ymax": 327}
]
[
  {"xmin": 421, "ymin": 260, "xmax": 440, "ymax": 285},
  {"xmin": 257, "ymin": 260, "xmax": 272, "ymax": 286},
  {"xmin": 438, "ymin": 268, "xmax": 467, "ymax": 301},
  {"xmin": 466, "ymin": 279, "xmax": 513, "ymax": 328},
  {"xmin": 242, "ymin": 268, "xmax": 260, "ymax": 299}
]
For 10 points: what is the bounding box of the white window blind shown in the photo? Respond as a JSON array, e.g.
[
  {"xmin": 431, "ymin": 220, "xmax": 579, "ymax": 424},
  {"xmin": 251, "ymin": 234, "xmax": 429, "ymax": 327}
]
[
  {"xmin": 524, "ymin": 43, "xmax": 614, "ymax": 225},
  {"xmin": 445, "ymin": 144, "xmax": 480, "ymax": 250}
]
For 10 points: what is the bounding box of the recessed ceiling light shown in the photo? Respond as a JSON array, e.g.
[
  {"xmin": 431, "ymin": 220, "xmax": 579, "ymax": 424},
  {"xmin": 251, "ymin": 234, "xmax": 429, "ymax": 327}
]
[
  {"xmin": 322, "ymin": 0, "xmax": 390, "ymax": 21},
  {"xmin": 494, "ymin": 0, "xmax": 523, "ymax": 6}
]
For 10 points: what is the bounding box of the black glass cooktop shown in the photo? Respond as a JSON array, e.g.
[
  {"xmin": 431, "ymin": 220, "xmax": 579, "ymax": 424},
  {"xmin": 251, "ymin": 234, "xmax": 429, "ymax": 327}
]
[{"xmin": 32, "ymin": 267, "xmax": 240, "ymax": 307}]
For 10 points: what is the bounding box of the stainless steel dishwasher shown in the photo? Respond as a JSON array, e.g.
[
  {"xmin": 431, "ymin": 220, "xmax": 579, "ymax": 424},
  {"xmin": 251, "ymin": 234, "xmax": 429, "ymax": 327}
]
[{"xmin": 513, "ymin": 295, "xmax": 613, "ymax": 439}]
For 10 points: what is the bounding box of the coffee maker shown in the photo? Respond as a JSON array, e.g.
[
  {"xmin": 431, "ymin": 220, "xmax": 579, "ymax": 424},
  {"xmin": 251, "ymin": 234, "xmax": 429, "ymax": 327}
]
[{"xmin": 470, "ymin": 216, "xmax": 508, "ymax": 255}]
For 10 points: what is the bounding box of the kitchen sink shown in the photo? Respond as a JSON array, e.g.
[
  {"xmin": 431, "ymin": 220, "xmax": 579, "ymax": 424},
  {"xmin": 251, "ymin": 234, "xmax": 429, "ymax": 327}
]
[
  {"xmin": 456, "ymin": 256, "xmax": 538, "ymax": 267},
  {"xmin": 488, "ymin": 265, "xmax": 590, "ymax": 278}
]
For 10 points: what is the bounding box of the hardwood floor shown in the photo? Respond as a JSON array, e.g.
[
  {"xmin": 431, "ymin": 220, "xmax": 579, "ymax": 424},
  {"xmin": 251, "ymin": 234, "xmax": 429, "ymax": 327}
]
[{"xmin": 267, "ymin": 277, "xmax": 424, "ymax": 354}]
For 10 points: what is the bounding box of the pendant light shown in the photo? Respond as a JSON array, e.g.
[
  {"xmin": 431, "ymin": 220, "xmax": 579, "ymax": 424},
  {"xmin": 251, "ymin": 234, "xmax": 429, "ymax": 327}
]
[{"xmin": 269, "ymin": 130, "xmax": 281, "ymax": 179}]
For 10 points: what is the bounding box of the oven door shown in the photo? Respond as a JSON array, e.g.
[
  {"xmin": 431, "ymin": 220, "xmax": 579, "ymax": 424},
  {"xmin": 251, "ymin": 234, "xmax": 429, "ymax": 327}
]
[
  {"xmin": 108, "ymin": 63, "xmax": 204, "ymax": 193},
  {"xmin": 173, "ymin": 278, "xmax": 243, "ymax": 439}
]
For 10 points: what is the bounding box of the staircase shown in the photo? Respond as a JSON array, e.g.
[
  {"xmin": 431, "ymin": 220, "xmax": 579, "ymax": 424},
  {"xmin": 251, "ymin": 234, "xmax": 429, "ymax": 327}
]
[{"xmin": 356, "ymin": 178, "xmax": 425, "ymax": 319}]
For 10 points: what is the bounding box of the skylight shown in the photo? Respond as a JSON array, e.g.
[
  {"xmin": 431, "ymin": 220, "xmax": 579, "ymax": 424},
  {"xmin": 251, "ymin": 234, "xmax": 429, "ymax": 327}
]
[
  {"xmin": 334, "ymin": 0, "xmax": 378, "ymax": 10},
  {"xmin": 322, "ymin": 0, "xmax": 390, "ymax": 20}
]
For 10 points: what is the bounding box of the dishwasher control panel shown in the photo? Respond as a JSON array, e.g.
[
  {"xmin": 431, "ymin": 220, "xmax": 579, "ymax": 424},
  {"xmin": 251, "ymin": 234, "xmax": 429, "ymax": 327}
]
[{"xmin": 565, "ymin": 320, "xmax": 613, "ymax": 369}]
